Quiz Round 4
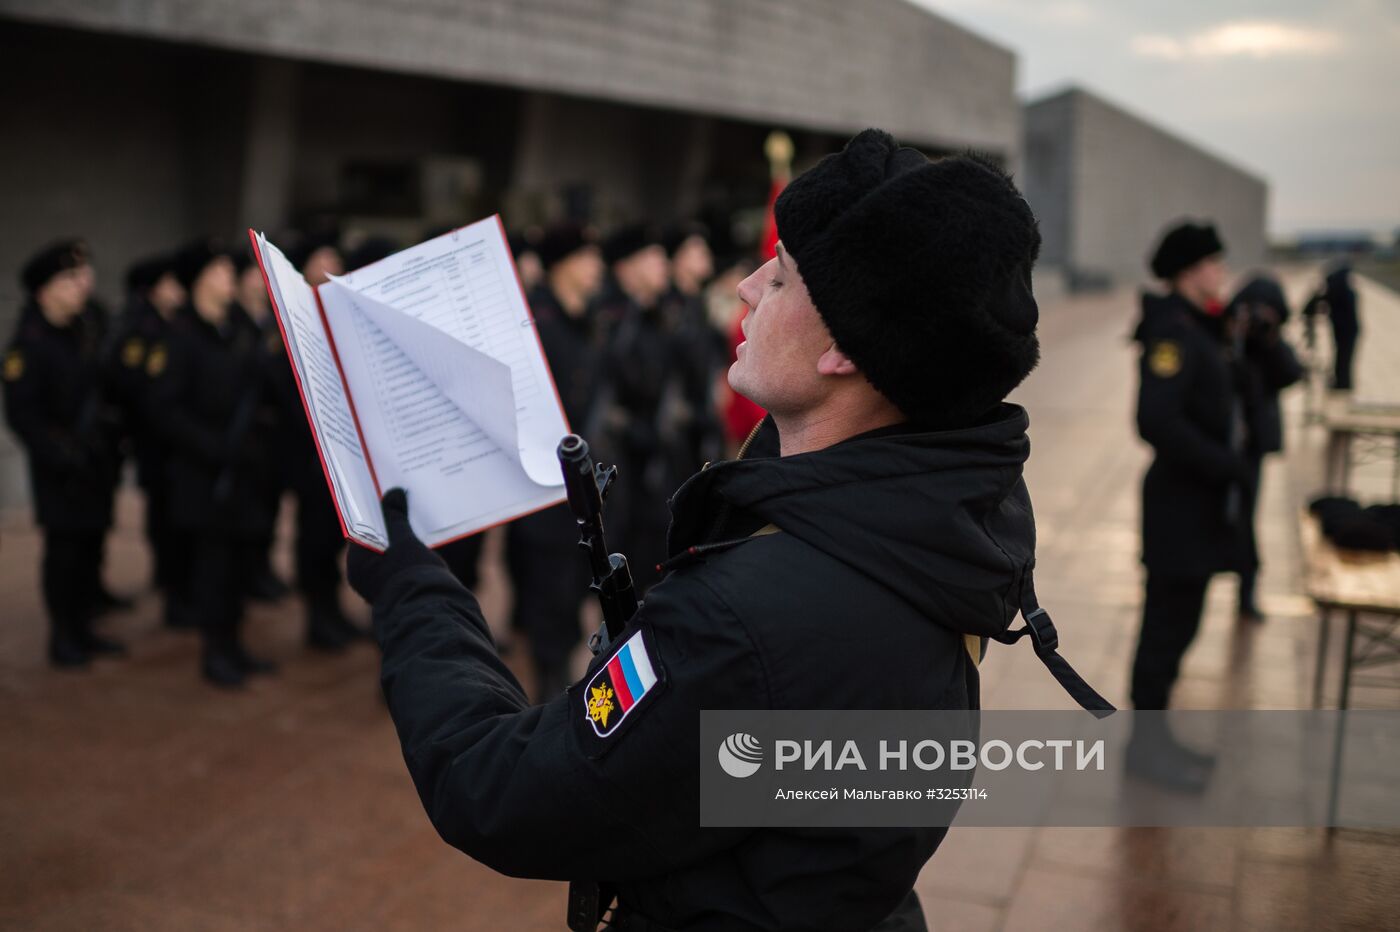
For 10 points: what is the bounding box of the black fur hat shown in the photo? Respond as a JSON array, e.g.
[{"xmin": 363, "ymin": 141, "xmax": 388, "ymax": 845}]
[
  {"xmin": 602, "ymin": 223, "xmax": 661, "ymax": 266},
  {"xmin": 20, "ymin": 240, "xmax": 84, "ymax": 295},
  {"xmin": 125, "ymin": 254, "xmax": 177, "ymax": 295},
  {"xmin": 173, "ymin": 238, "xmax": 232, "ymax": 290},
  {"xmin": 287, "ymin": 231, "xmax": 341, "ymax": 273},
  {"xmin": 774, "ymin": 128, "xmax": 1041, "ymax": 428},
  {"xmin": 1149, "ymin": 221, "xmax": 1224, "ymax": 280},
  {"xmin": 538, "ymin": 222, "xmax": 597, "ymax": 270}
]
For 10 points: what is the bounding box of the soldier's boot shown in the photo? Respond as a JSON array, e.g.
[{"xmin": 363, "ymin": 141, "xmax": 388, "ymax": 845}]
[
  {"xmin": 306, "ymin": 595, "xmax": 354, "ymax": 653},
  {"xmin": 201, "ymin": 647, "xmax": 246, "ymax": 689},
  {"xmin": 247, "ymin": 565, "xmax": 291, "ymax": 602},
  {"xmin": 82, "ymin": 629, "xmax": 128, "ymax": 657},
  {"xmin": 233, "ymin": 640, "xmax": 279, "ymax": 676},
  {"xmin": 317, "ymin": 590, "xmax": 370, "ymax": 641},
  {"xmin": 1124, "ymin": 717, "xmax": 1213, "ymax": 794},
  {"xmin": 48, "ymin": 614, "xmax": 91, "ymax": 669},
  {"xmin": 78, "ymin": 606, "xmax": 127, "ymax": 658}
]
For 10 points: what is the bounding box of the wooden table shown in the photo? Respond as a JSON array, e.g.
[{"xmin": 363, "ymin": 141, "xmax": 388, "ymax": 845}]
[
  {"xmin": 1300, "ymin": 511, "xmax": 1400, "ymax": 825},
  {"xmin": 1321, "ymin": 395, "xmax": 1400, "ymax": 497}
]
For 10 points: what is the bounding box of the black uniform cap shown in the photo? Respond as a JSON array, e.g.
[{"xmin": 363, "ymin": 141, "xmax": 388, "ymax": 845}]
[
  {"xmin": 173, "ymin": 238, "xmax": 233, "ymax": 290},
  {"xmin": 602, "ymin": 224, "xmax": 662, "ymax": 266},
  {"xmin": 125, "ymin": 254, "xmax": 178, "ymax": 295},
  {"xmin": 1149, "ymin": 221, "xmax": 1224, "ymax": 280},
  {"xmin": 538, "ymin": 222, "xmax": 597, "ymax": 270},
  {"xmin": 773, "ymin": 128, "xmax": 1041, "ymax": 429},
  {"xmin": 287, "ymin": 232, "xmax": 341, "ymax": 273},
  {"xmin": 20, "ymin": 240, "xmax": 84, "ymax": 294},
  {"xmin": 661, "ymin": 221, "xmax": 710, "ymax": 258}
]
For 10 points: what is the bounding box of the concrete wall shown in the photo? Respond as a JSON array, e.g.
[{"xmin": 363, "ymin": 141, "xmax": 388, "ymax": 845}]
[
  {"xmin": 0, "ymin": 0, "xmax": 1018, "ymax": 156},
  {"xmin": 1025, "ymin": 88, "xmax": 1268, "ymax": 288},
  {"xmin": 1021, "ymin": 92, "xmax": 1074, "ymax": 271}
]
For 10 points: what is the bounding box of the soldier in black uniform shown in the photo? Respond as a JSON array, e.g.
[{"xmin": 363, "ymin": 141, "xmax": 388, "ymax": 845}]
[
  {"xmin": 1128, "ymin": 221, "xmax": 1246, "ymax": 790},
  {"xmin": 346, "ymin": 130, "xmax": 1109, "ymax": 931},
  {"xmin": 4, "ymin": 242, "xmax": 125, "ymax": 666},
  {"xmin": 148, "ymin": 240, "xmax": 278, "ymax": 687},
  {"xmin": 1321, "ymin": 263, "xmax": 1360, "ymax": 391},
  {"xmin": 505, "ymin": 223, "xmax": 606, "ymax": 699},
  {"xmin": 594, "ymin": 225, "xmax": 677, "ymax": 589},
  {"xmin": 658, "ymin": 222, "xmax": 724, "ymax": 488},
  {"xmin": 105, "ymin": 254, "xmax": 189, "ymax": 624}
]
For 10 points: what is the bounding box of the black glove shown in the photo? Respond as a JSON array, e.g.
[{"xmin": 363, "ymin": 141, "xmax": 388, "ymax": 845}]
[{"xmin": 347, "ymin": 487, "xmax": 444, "ymax": 604}]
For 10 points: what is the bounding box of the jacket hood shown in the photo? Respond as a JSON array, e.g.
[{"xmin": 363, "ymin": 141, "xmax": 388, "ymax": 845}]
[{"xmin": 667, "ymin": 404, "xmax": 1037, "ymax": 638}]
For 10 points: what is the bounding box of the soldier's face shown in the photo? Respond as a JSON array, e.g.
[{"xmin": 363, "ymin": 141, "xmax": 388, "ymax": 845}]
[
  {"xmin": 1180, "ymin": 255, "xmax": 1227, "ymax": 304},
  {"xmin": 556, "ymin": 246, "xmax": 604, "ymax": 301},
  {"xmin": 729, "ymin": 244, "xmax": 836, "ymax": 415},
  {"xmin": 150, "ymin": 272, "xmax": 186, "ymax": 316},
  {"xmin": 303, "ymin": 247, "xmax": 343, "ymax": 287},
  {"xmin": 37, "ymin": 269, "xmax": 87, "ymax": 323},
  {"xmin": 196, "ymin": 257, "xmax": 237, "ymax": 309},
  {"xmin": 673, "ymin": 236, "xmax": 713, "ymax": 285}
]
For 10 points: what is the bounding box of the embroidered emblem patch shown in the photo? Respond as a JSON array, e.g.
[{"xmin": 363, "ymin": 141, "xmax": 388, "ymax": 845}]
[
  {"xmin": 121, "ymin": 337, "xmax": 145, "ymax": 368},
  {"xmin": 3, "ymin": 350, "xmax": 23, "ymax": 382},
  {"xmin": 584, "ymin": 630, "xmax": 659, "ymax": 737},
  {"xmin": 145, "ymin": 344, "xmax": 167, "ymax": 377},
  {"xmin": 1148, "ymin": 340, "xmax": 1182, "ymax": 378}
]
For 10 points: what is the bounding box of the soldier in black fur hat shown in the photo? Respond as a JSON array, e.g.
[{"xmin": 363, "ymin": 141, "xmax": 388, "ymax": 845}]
[
  {"xmin": 5, "ymin": 241, "xmax": 127, "ymax": 666},
  {"xmin": 346, "ymin": 128, "xmax": 1112, "ymax": 932},
  {"xmin": 593, "ymin": 223, "xmax": 677, "ymax": 589},
  {"xmin": 106, "ymin": 253, "xmax": 188, "ymax": 619},
  {"xmin": 148, "ymin": 239, "xmax": 280, "ymax": 687},
  {"xmin": 1127, "ymin": 220, "xmax": 1249, "ymax": 791}
]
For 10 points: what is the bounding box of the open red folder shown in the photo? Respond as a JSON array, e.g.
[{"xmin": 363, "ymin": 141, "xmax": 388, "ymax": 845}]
[{"xmin": 249, "ymin": 216, "xmax": 569, "ymax": 551}]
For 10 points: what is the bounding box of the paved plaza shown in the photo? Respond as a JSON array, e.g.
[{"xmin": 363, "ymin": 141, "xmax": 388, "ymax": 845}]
[{"xmin": 3, "ymin": 268, "xmax": 1398, "ymax": 930}]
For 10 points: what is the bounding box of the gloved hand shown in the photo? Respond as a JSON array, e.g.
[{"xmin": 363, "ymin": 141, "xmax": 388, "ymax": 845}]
[{"xmin": 347, "ymin": 487, "xmax": 443, "ymax": 604}]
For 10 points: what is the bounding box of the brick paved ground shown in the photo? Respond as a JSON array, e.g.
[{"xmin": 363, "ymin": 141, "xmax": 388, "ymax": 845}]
[{"xmin": 3, "ymin": 266, "xmax": 1397, "ymax": 930}]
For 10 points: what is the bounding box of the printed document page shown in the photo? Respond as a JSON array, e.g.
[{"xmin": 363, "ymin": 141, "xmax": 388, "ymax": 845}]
[
  {"xmin": 254, "ymin": 234, "xmax": 387, "ymax": 549},
  {"xmin": 319, "ymin": 217, "xmax": 568, "ymax": 545}
]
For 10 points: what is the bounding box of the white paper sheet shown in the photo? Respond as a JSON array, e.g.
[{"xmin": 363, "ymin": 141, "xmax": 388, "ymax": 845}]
[
  {"xmin": 254, "ymin": 234, "xmax": 387, "ymax": 549},
  {"xmin": 314, "ymin": 217, "xmax": 568, "ymax": 546},
  {"xmin": 333, "ymin": 217, "xmax": 569, "ymax": 487}
]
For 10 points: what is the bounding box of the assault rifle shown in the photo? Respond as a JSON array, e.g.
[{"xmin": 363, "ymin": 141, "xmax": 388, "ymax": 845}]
[{"xmin": 557, "ymin": 434, "xmax": 637, "ymax": 656}]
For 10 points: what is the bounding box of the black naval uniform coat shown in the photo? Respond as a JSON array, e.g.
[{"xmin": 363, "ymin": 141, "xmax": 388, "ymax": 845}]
[
  {"xmin": 1133, "ymin": 291, "xmax": 1249, "ymax": 578},
  {"xmin": 357, "ymin": 407, "xmax": 1049, "ymax": 931},
  {"xmin": 3, "ymin": 303, "xmax": 117, "ymax": 531},
  {"xmin": 146, "ymin": 304, "xmax": 273, "ymax": 538}
]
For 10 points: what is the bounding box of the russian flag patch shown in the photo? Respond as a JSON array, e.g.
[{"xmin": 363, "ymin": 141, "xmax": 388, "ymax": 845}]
[{"xmin": 584, "ymin": 630, "xmax": 659, "ymax": 738}]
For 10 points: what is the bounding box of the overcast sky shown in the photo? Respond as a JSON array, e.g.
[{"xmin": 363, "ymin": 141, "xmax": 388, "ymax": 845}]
[{"xmin": 912, "ymin": 0, "xmax": 1400, "ymax": 240}]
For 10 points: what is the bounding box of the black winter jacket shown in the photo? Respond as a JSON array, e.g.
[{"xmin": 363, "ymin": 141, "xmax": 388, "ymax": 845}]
[
  {"xmin": 3, "ymin": 303, "xmax": 118, "ymax": 531},
  {"xmin": 366, "ymin": 406, "xmax": 1066, "ymax": 931},
  {"xmin": 1133, "ymin": 291, "xmax": 1249, "ymax": 577}
]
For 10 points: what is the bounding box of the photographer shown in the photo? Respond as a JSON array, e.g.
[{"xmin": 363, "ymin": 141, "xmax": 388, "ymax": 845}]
[{"xmin": 1225, "ymin": 275, "xmax": 1304, "ymax": 622}]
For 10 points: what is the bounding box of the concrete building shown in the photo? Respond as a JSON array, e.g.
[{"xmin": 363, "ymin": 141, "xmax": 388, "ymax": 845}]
[
  {"xmin": 0, "ymin": 0, "xmax": 1020, "ymax": 507},
  {"xmin": 1022, "ymin": 86, "xmax": 1268, "ymax": 290}
]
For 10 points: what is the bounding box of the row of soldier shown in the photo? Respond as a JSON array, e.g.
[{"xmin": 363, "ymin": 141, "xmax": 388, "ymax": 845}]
[{"xmin": 3, "ymin": 224, "xmax": 754, "ymax": 692}]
